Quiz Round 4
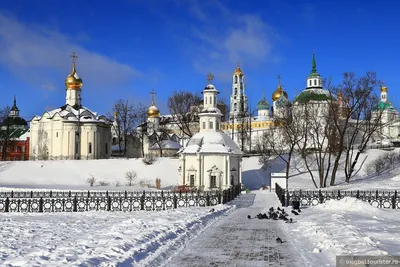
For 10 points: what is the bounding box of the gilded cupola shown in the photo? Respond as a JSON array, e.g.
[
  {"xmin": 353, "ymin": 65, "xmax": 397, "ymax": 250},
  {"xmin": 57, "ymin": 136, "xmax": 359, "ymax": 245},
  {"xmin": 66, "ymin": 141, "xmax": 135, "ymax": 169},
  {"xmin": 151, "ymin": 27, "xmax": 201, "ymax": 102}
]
[
  {"xmin": 147, "ymin": 89, "xmax": 160, "ymax": 118},
  {"xmin": 233, "ymin": 62, "xmax": 244, "ymax": 77},
  {"xmin": 65, "ymin": 52, "xmax": 83, "ymax": 90},
  {"xmin": 380, "ymin": 83, "xmax": 388, "ymax": 93},
  {"xmin": 272, "ymin": 75, "xmax": 288, "ymax": 102}
]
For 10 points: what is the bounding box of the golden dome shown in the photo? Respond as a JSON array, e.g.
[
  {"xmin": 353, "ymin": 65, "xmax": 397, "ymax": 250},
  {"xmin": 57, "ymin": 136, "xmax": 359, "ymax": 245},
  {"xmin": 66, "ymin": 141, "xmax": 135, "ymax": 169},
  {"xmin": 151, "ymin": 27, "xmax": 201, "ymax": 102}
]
[
  {"xmin": 147, "ymin": 102, "xmax": 160, "ymax": 118},
  {"xmin": 233, "ymin": 62, "xmax": 243, "ymax": 76},
  {"xmin": 381, "ymin": 84, "xmax": 388, "ymax": 92},
  {"xmin": 65, "ymin": 64, "xmax": 83, "ymax": 90},
  {"xmin": 272, "ymin": 85, "xmax": 288, "ymax": 102}
]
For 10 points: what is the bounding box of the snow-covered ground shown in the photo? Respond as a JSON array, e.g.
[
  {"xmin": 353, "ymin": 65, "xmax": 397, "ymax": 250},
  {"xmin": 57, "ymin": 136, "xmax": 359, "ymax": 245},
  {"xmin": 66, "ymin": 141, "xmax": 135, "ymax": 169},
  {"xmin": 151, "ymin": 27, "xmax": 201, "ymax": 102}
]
[
  {"xmin": 0, "ymin": 204, "xmax": 234, "ymax": 267},
  {"xmin": 286, "ymin": 197, "xmax": 400, "ymax": 266},
  {"xmin": 1, "ymin": 148, "xmax": 400, "ymax": 266}
]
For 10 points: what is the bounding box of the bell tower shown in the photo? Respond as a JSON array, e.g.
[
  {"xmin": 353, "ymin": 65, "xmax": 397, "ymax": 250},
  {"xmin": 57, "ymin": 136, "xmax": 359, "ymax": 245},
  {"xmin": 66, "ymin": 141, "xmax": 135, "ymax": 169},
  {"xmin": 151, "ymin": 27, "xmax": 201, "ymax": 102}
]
[
  {"xmin": 65, "ymin": 52, "xmax": 83, "ymax": 107},
  {"xmin": 229, "ymin": 62, "xmax": 248, "ymax": 120}
]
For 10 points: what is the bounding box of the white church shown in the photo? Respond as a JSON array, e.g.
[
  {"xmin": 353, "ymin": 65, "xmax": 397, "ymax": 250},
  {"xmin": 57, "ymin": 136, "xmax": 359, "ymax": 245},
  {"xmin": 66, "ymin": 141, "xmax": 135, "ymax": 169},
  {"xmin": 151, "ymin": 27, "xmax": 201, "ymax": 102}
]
[
  {"xmin": 29, "ymin": 53, "xmax": 112, "ymax": 160},
  {"xmin": 178, "ymin": 74, "xmax": 243, "ymax": 190}
]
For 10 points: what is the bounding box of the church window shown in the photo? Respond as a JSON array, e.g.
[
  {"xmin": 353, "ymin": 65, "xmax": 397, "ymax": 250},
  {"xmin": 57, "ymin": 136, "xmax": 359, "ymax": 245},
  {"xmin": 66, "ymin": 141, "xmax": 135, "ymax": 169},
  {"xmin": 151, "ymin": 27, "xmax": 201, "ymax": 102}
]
[
  {"xmin": 190, "ymin": 175, "xmax": 195, "ymax": 186},
  {"xmin": 309, "ymin": 80, "xmax": 311, "ymax": 86},
  {"xmin": 88, "ymin": 142, "xmax": 92, "ymax": 154},
  {"xmin": 235, "ymin": 89, "xmax": 237, "ymax": 95},
  {"xmin": 56, "ymin": 132, "xmax": 58, "ymax": 137},
  {"xmin": 210, "ymin": 176, "xmax": 217, "ymax": 188},
  {"xmin": 235, "ymin": 76, "xmax": 238, "ymax": 84},
  {"xmin": 314, "ymin": 79, "xmax": 317, "ymax": 85},
  {"xmin": 105, "ymin": 143, "xmax": 108, "ymax": 154},
  {"xmin": 209, "ymin": 96, "xmax": 212, "ymax": 105},
  {"xmin": 14, "ymin": 146, "xmax": 18, "ymax": 152},
  {"xmin": 209, "ymin": 121, "xmax": 213, "ymax": 129},
  {"xmin": 203, "ymin": 121, "xmax": 206, "ymax": 129}
]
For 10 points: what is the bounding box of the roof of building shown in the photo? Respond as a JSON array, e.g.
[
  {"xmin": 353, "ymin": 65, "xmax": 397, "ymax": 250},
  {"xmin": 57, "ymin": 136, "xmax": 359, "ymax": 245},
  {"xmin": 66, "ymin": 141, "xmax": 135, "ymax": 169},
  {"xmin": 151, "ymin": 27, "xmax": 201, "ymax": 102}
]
[
  {"xmin": 293, "ymin": 89, "xmax": 334, "ymax": 103},
  {"xmin": 179, "ymin": 131, "xmax": 242, "ymax": 155},
  {"xmin": 1, "ymin": 116, "xmax": 28, "ymax": 127},
  {"xmin": 257, "ymin": 97, "xmax": 270, "ymax": 110},
  {"xmin": 376, "ymin": 101, "xmax": 396, "ymax": 111},
  {"xmin": 149, "ymin": 140, "xmax": 182, "ymax": 150},
  {"xmin": 275, "ymin": 94, "xmax": 291, "ymax": 108}
]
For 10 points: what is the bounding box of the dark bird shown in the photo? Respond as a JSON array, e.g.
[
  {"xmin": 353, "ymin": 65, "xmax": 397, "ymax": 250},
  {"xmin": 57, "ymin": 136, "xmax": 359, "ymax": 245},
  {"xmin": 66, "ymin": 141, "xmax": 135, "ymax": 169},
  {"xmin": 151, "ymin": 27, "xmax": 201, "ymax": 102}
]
[
  {"xmin": 291, "ymin": 210, "xmax": 299, "ymax": 215},
  {"xmin": 247, "ymin": 215, "xmax": 252, "ymax": 219},
  {"xmin": 277, "ymin": 207, "xmax": 281, "ymax": 211},
  {"xmin": 209, "ymin": 208, "xmax": 215, "ymax": 213},
  {"xmin": 276, "ymin": 237, "xmax": 283, "ymax": 243},
  {"xmin": 297, "ymin": 208, "xmax": 301, "ymax": 213}
]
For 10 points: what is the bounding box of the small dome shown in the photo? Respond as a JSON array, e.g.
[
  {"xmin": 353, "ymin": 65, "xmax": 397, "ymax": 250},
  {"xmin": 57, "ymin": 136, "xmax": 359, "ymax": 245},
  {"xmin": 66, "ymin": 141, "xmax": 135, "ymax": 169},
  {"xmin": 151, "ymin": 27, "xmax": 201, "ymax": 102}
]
[
  {"xmin": 275, "ymin": 94, "xmax": 291, "ymax": 108},
  {"xmin": 272, "ymin": 85, "xmax": 288, "ymax": 102},
  {"xmin": 1, "ymin": 116, "xmax": 28, "ymax": 128},
  {"xmin": 381, "ymin": 84, "xmax": 388, "ymax": 93},
  {"xmin": 257, "ymin": 98, "xmax": 270, "ymax": 110},
  {"xmin": 65, "ymin": 65, "xmax": 83, "ymax": 90},
  {"xmin": 234, "ymin": 66, "xmax": 243, "ymax": 77},
  {"xmin": 147, "ymin": 103, "xmax": 160, "ymax": 118}
]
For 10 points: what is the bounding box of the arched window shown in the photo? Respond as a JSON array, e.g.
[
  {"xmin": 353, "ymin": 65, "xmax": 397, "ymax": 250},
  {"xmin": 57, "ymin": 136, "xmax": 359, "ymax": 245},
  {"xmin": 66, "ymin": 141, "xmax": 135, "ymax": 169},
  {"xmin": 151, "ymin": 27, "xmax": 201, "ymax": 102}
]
[
  {"xmin": 88, "ymin": 142, "xmax": 92, "ymax": 154},
  {"xmin": 235, "ymin": 76, "xmax": 238, "ymax": 84},
  {"xmin": 209, "ymin": 96, "xmax": 212, "ymax": 105},
  {"xmin": 314, "ymin": 79, "xmax": 317, "ymax": 85},
  {"xmin": 309, "ymin": 80, "xmax": 312, "ymax": 86}
]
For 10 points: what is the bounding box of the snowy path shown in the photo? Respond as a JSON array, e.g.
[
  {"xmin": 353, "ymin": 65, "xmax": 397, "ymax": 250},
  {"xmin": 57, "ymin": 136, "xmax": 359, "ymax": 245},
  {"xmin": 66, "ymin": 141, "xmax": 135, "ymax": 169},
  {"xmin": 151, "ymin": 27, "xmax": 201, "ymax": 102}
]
[{"xmin": 163, "ymin": 191, "xmax": 306, "ymax": 267}]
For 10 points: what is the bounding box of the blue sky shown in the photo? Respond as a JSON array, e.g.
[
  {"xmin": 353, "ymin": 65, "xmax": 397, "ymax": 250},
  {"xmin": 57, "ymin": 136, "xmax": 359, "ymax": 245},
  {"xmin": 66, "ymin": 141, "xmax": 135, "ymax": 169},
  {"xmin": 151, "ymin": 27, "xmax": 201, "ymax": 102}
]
[{"xmin": 0, "ymin": 0, "xmax": 399, "ymax": 120}]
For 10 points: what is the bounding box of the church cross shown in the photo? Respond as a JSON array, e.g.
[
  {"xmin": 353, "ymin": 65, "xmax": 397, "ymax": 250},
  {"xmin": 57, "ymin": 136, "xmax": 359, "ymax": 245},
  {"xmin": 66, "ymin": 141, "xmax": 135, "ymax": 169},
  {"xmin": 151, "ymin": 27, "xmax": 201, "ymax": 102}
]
[
  {"xmin": 237, "ymin": 62, "xmax": 240, "ymax": 68},
  {"xmin": 277, "ymin": 74, "xmax": 281, "ymax": 85},
  {"xmin": 70, "ymin": 52, "xmax": 78, "ymax": 65},
  {"xmin": 262, "ymin": 88, "xmax": 265, "ymax": 99},
  {"xmin": 207, "ymin": 73, "xmax": 214, "ymax": 84},
  {"xmin": 150, "ymin": 89, "xmax": 156, "ymax": 103}
]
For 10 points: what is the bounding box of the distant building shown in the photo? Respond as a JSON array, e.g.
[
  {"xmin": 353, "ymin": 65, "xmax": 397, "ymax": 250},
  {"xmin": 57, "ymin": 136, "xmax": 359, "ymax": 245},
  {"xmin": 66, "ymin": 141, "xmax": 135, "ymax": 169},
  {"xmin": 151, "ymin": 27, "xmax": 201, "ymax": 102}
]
[
  {"xmin": 29, "ymin": 53, "xmax": 112, "ymax": 160},
  {"xmin": 0, "ymin": 96, "xmax": 30, "ymax": 161},
  {"xmin": 178, "ymin": 74, "xmax": 243, "ymax": 190}
]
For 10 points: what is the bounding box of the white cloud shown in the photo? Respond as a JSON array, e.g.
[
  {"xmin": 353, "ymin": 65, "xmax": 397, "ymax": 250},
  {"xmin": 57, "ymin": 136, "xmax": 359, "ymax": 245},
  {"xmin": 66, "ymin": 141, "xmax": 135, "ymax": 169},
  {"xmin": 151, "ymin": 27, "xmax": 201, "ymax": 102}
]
[
  {"xmin": 0, "ymin": 13, "xmax": 141, "ymax": 91},
  {"xmin": 179, "ymin": 2, "xmax": 282, "ymax": 82},
  {"xmin": 40, "ymin": 82, "xmax": 56, "ymax": 91}
]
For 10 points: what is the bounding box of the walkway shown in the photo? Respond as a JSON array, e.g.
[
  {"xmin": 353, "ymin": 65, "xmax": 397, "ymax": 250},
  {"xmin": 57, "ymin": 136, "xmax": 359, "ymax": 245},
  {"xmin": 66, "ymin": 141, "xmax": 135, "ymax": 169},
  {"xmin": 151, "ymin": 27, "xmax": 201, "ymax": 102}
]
[{"xmin": 164, "ymin": 191, "xmax": 306, "ymax": 267}]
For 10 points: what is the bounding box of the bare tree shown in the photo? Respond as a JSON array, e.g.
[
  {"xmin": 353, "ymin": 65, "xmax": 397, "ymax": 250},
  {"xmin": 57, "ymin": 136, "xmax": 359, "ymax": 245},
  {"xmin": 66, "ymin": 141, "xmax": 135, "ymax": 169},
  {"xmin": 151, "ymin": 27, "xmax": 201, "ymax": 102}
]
[
  {"xmin": 125, "ymin": 170, "xmax": 137, "ymax": 186},
  {"xmin": 130, "ymin": 104, "xmax": 148, "ymax": 157},
  {"xmin": 148, "ymin": 125, "xmax": 170, "ymax": 157},
  {"xmin": 110, "ymin": 99, "xmax": 140, "ymax": 156},
  {"xmin": 0, "ymin": 106, "xmax": 11, "ymax": 161},
  {"xmin": 167, "ymin": 90, "xmax": 202, "ymax": 137},
  {"xmin": 326, "ymin": 72, "xmax": 385, "ymax": 184}
]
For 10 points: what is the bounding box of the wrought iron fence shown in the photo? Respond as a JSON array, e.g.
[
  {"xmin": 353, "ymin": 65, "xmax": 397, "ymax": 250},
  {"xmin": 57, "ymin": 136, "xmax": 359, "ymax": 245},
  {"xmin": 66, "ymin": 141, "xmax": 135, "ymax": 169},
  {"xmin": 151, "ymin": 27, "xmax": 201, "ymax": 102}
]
[
  {"xmin": 275, "ymin": 183, "xmax": 400, "ymax": 209},
  {"xmin": 0, "ymin": 184, "xmax": 242, "ymax": 213}
]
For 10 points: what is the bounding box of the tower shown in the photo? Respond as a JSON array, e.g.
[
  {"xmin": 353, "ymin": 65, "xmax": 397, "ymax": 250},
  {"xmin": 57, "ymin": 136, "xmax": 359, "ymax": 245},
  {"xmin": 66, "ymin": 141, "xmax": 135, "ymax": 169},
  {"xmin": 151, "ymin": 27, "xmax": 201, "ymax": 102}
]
[
  {"xmin": 256, "ymin": 89, "xmax": 270, "ymax": 117},
  {"xmin": 199, "ymin": 73, "xmax": 223, "ymax": 133},
  {"xmin": 380, "ymin": 82, "xmax": 388, "ymax": 102},
  {"xmin": 272, "ymin": 75, "xmax": 289, "ymax": 117},
  {"xmin": 65, "ymin": 52, "xmax": 83, "ymax": 107},
  {"xmin": 306, "ymin": 51, "xmax": 322, "ymax": 89},
  {"xmin": 147, "ymin": 89, "xmax": 160, "ymax": 134},
  {"xmin": 9, "ymin": 95, "xmax": 20, "ymax": 117},
  {"xmin": 229, "ymin": 63, "xmax": 248, "ymax": 120}
]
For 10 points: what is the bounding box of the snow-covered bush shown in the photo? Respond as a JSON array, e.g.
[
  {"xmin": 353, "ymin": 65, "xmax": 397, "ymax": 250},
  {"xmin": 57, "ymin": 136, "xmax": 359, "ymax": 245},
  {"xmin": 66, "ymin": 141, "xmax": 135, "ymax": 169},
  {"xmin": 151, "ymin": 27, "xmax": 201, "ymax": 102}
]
[
  {"xmin": 125, "ymin": 170, "xmax": 137, "ymax": 186},
  {"xmin": 86, "ymin": 174, "xmax": 96, "ymax": 187},
  {"xmin": 98, "ymin": 180, "xmax": 111, "ymax": 186}
]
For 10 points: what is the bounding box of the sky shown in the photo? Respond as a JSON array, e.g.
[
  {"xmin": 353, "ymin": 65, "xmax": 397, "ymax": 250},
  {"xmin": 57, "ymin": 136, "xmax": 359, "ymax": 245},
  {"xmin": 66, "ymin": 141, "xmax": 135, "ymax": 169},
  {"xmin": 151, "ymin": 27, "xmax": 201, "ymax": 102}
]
[{"xmin": 0, "ymin": 0, "xmax": 399, "ymax": 120}]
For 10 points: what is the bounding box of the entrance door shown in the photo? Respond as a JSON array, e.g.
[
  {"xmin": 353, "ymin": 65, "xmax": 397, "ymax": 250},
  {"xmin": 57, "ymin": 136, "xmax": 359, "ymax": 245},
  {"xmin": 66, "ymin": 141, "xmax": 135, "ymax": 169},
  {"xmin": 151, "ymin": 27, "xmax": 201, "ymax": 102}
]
[
  {"xmin": 210, "ymin": 175, "xmax": 217, "ymax": 188},
  {"xmin": 190, "ymin": 175, "xmax": 195, "ymax": 186}
]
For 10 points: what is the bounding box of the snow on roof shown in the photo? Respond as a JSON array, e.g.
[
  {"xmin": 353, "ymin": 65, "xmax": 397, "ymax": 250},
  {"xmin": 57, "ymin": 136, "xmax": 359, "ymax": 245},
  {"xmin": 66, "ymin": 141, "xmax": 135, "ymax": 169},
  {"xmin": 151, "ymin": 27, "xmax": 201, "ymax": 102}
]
[
  {"xmin": 150, "ymin": 140, "xmax": 182, "ymax": 150},
  {"xmin": 34, "ymin": 105, "xmax": 109, "ymax": 124},
  {"xmin": 200, "ymin": 107, "xmax": 222, "ymax": 115},
  {"xmin": 179, "ymin": 131, "xmax": 242, "ymax": 155}
]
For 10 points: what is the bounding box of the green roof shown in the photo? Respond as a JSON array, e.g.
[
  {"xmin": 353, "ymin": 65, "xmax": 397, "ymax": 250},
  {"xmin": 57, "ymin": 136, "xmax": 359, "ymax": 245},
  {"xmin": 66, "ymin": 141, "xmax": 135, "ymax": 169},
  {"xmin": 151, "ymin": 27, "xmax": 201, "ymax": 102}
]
[
  {"xmin": 1, "ymin": 116, "xmax": 28, "ymax": 127},
  {"xmin": 376, "ymin": 101, "xmax": 395, "ymax": 111},
  {"xmin": 256, "ymin": 98, "xmax": 270, "ymax": 110},
  {"xmin": 275, "ymin": 94, "xmax": 291, "ymax": 107},
  {"xmin": 294, "ymin": 89, "xmax": 334, "ymax": 103}
]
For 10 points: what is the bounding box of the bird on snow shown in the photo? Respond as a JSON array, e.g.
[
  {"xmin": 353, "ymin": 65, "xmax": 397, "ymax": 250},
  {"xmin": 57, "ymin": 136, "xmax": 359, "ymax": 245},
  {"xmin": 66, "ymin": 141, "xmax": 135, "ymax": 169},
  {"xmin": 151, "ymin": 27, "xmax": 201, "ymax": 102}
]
[
  {"xmin": 276, "ymin": 237, "xmax": 283, "ymax": 243},
  {"xmin": 285, "ymin": 218, "xmax": 293, "ymax": 223},
  {"xmin": 209, "ymin": 208, "xmax": 215, "ymax": 213},
  {"xmin": 291, "ymin": 210, "xmax": 299, "ymax": 215},
  {"xmin": 247, "ymin": 215, "xmax": 252, "ymax": 219}
]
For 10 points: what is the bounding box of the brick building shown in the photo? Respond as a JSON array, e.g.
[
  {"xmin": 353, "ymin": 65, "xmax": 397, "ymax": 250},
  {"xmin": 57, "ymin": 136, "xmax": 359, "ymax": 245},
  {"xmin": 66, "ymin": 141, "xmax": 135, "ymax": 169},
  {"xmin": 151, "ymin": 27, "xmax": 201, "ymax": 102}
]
[{"xmin": 0, "ymin": 97, "xmax": 30, "ymax": 161}]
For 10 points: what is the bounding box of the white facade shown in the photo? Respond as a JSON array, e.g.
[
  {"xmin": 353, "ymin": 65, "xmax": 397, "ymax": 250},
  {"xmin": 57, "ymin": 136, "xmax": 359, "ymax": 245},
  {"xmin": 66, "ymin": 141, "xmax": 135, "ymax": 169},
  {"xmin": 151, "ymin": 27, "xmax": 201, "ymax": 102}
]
[
  {"xmin": 29, "ymin": 58, "xmax": 112, "ymax": 160},
  {"xmin": 178, "ymin": 76, "xmax": 243, "ymax": 190}
]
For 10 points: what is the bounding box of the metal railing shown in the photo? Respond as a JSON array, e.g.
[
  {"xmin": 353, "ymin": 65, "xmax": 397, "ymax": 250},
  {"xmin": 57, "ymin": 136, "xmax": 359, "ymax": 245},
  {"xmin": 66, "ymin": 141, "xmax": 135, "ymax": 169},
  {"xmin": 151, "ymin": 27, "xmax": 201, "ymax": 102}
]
[
  {"xmin": 0, "ymin": 184, "xmax": 242, "ymax": 213},
  {"xmin": 275, "ymin": 183, "xmax": 399, "ymax": 209}
]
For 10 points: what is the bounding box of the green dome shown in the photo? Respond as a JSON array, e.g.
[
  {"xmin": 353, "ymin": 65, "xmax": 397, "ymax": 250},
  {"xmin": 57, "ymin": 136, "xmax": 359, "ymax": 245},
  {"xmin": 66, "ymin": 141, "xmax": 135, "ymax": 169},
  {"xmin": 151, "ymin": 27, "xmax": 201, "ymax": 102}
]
[
  {"xmin": 376, "ymin": 101, "xmax": 395, "ymax": 111},
  {"xmin": 257, "ymin": 98, "xmax": 270, "ymax": 110},
  {"xmin": 1, "ymin": 116, "xmax": 28, "ymax": 127},
  {"xmin": 294, "ymin": 89, "xmax": 334, "ymax": 103},
  {"xmin": 275, "ymin": 94, "xmax": 291, "ymax": 108}
]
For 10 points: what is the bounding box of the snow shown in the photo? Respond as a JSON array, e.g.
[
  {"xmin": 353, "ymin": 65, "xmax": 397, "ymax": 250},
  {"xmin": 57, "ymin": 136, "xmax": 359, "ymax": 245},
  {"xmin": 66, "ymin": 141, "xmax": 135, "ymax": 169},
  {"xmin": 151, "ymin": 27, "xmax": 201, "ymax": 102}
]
[
  {"xmin": 285, "ymin": 197, "xmax": 400, "ymax": 265},
  {"xmin": 1, "ymin": 147, "xmax": 400, "ymax": 266},
  {"xmin": 179, "ymin": 131, "xmax": 242, "ymax": 154},
  {"xmin": 0, "ymin": 204, "xmax": 233, "ymax": 266}
]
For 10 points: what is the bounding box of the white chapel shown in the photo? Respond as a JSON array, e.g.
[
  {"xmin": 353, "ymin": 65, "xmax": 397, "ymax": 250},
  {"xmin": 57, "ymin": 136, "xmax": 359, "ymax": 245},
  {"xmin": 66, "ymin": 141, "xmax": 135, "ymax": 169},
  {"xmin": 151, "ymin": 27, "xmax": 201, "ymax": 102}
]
[
  {"xmin": 29, "ymin": 53, "xmax": 112, "ymax": 160},
  {"xmin": 178, "ymin": 74, "xmax": 243, "ymax": 190}
]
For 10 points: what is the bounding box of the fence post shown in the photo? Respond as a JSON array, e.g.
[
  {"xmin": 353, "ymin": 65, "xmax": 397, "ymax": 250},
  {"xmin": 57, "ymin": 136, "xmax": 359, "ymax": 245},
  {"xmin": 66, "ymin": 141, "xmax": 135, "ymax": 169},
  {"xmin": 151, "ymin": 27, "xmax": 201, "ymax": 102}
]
[
  {"xmin": 141, "ymin": 190, "xmax": 145, "ymax": 210},
  {"xmin": 107, "ymin": 196, "xmax": 111, "ymax": 211},
  {"xmin": 206, "ymin": 193, "xmax": 210, "ymax": 206},
  {"xmin": 218, "ymin": 191, "xmax": 222, "ymax": 204},
  {"xmin": 30, "ymin": 191, "xmax": 33, "ymax": 198},
  {"xmin": 356, "ymin": 190, "xmax": 360, "ymax": 199},
  {"xmin": 338, "ymin": 190, "xmax": 341, "ymax": 199},
  {"xmin": 39, "ymin": 197, "xmax": 43, "ymax": 212},
  {"xmin": 5, "ymin": 197, "xmax": 9, "ymax": 212},
  {"xmin": 73, "ymin": 196, "xmax": 77, "ymax": 212},
  {"xmin": 11, "ymin": 191, "xmax": 14, "ymax": 198},
  {"xmin": 173, "ymin": 193, "xmax": 177, "ymax": 209},
  {"xmin": 87, "ymin": 190, "xmax": 90, "ymax": 198},
  {"xmin": 318, "ymin": 190, "xmax": 323, "ymax": 204}
]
